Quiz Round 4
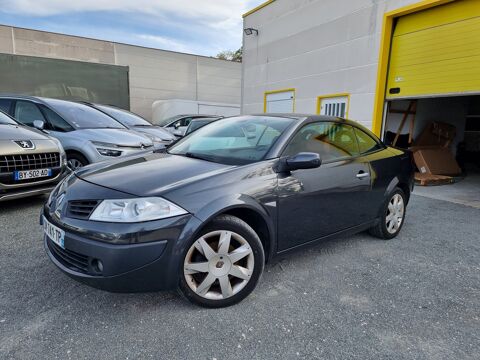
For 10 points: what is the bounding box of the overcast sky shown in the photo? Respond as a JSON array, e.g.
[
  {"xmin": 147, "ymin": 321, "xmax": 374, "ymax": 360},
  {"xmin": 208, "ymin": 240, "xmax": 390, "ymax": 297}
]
[{"xmin": 0, "ymin": 0, "xmax": 265, "ymax": 56}]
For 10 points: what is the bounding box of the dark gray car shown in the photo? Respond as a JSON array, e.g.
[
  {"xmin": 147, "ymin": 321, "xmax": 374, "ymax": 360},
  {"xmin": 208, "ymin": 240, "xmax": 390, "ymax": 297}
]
[{"xmin": 42, "ymin": 115, "xmax": 414, "ymax": 308}]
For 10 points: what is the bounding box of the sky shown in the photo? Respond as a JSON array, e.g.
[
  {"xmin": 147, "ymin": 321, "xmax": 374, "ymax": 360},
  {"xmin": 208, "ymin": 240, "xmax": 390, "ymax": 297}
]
[{"xmin": 0, "ymin": 0, "xmax": 266, "ymax": 57}]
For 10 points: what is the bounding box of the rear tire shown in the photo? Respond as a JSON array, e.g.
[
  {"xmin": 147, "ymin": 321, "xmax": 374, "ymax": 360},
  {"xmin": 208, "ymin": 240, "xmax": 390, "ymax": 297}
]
[
  {"xmin": 67, "ymin": 153, "xmax": 88, "ymax": 170},
  {"xmin": 179, "ymin": 215, "xmax": 265, "ymax": 308},
  {"xmin": 369, "ymin": 188, "xmax": 407, "ymax": 240}
]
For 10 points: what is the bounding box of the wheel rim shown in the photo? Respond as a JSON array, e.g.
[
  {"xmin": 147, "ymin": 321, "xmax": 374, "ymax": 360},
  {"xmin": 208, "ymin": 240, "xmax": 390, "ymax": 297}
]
[
  {"xmin": 184, "ymin": 230, "xmax": 254, "ymax": 300},
  {"xmin": 386, "ymin": 193, "xmax": 405, "ymax": 234},
  {"xmin": 68, "ymin": 159, "xmax": 83, "ymax": 170}
]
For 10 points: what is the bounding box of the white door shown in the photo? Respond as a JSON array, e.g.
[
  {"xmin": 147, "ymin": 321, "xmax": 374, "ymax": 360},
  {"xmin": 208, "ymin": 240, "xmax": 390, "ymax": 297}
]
[
  {"xmin": 265, "ymin": 90, "xmax": 295, "ymax": 113},
  {"xmin": 319, "ymin": 96, "xmax": 348, "ymax": 117}
]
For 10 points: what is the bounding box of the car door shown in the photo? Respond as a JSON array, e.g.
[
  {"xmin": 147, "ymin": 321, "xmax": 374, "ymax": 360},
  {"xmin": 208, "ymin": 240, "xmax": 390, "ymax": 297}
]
[{"xmin": 276, "ymin": 121, "xmax": 372, "ymax": 251}]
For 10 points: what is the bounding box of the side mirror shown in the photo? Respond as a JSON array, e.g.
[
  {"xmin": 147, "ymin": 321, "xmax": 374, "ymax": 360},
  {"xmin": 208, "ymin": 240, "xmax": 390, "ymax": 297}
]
[
  {"xmin": 33, "ymin": 120, "xmax": 45, "ymax": 130},
  {"xmin": 276, "ymin": 152, "xmax": 321, "ymax": 173}
]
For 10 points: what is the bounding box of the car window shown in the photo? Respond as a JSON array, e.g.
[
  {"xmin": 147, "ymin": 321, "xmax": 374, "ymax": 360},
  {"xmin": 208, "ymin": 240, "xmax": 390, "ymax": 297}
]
[
  {"xmin": 0, "ymin": 99, "xmax": 12, "ymax": 114},
  {"xmin": 283, "ymin": 122, "xmax": 360, "ymax": 162},
  {"xmin": 39, "ymin": 105, "xmax": 74, "ymax": 132},
  {"xmin": 169, "ymin": 116, "xmax": 294, "ymax": 165},
  {"xmin": 14, "ymin": 101, "xmax": 46, "ymax": 126},
  {"xmin": 354, "ymin": 127, "xmax": 383, "ymax": 154}
]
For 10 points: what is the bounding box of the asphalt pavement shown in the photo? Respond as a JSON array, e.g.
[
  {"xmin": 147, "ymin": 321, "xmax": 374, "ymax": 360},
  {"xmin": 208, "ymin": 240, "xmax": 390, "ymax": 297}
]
[{"xmin": 0, "ymin": 195, "xmax": 479, "ymax": 359}]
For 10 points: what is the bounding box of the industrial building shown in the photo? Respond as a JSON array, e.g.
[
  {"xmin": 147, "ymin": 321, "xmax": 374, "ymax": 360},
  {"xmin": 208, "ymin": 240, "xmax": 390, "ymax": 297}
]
[
  {"xmin": 0, "ymin": 25, "xmax": 242, "ymax": 121},
  {"xmin": 242, "ymin": 0, "xmax": 480, "ymax": 204}
]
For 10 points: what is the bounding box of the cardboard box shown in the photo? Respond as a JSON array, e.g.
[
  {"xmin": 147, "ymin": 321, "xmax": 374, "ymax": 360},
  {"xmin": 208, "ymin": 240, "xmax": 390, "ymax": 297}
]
[
  {"xmin": 412, "ymin": 147, "xmax": 461, "ymax": 175},
  {"xmin": 415, "ymin": 122, "xmax": 456, "ymax": 148},
  {"xmin": 414, "ymin": 172, "xmax": 454, "ymax": 186}
]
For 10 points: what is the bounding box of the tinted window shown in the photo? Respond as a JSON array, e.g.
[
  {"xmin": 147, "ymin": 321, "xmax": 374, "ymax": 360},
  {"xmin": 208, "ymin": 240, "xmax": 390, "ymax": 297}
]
[
  {"xmin": 0, "ymin": 99, "xmax": 12, "ymax": 114},
  {"xmin": 96, "ymin": 104, "xmax": 151, "ymax": 127},
  {"xmin": 284, "ymin": 122, "xmax": 360, "ymax": 162},
  {"xmin": 39, "ymin": 105, "xmax": 74, "ymax": 132},
  {"xmin": 354, "ymin": 128, "xmax": 382, "ymax": 154},
  {"xmin": 169, "ymin": 116, "xmax": 294, "ymax": 165},
  {"xmin": 14, "ymin": 101, "xmax": 45, "ymax": 126},
  {"xmin": 44, "ymin": 99, "xmax": 125, "ymax": 129}
]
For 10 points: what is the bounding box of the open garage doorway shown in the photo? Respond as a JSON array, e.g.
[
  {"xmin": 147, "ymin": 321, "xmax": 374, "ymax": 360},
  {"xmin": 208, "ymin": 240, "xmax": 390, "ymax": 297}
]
[{"xmin": 383, "ymin": 95, "xmax": 480, "ymax": 208}]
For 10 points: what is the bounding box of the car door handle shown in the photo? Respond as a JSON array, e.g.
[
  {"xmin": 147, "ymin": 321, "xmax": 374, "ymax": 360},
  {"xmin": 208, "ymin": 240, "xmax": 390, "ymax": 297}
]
[{"xmin": 356, "ymin": 171, "xmax": 370, "ymax": 179}]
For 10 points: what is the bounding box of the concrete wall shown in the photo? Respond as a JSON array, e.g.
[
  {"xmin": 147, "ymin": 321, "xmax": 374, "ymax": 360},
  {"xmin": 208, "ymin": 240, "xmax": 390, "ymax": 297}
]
[
  {"xmin": 0, "ymin": 25, "xmax": 241, "ymax": 120},
  {"xmin": 242, "ymin": 0, "xmax": 421, "ymax": 129}
]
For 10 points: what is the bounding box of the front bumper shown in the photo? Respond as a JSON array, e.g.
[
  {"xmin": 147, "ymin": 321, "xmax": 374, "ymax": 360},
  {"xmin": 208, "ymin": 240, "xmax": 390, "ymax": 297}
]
[{"xmin": 42, "ymin": 209, "xmax": 196, "ymax": 293}]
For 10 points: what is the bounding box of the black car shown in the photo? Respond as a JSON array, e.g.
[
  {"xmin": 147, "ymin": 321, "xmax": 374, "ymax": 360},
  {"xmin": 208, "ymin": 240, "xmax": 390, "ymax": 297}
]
[{"xmin": 42, "ymin": 115, "xmax": 414, "ymax": 308}]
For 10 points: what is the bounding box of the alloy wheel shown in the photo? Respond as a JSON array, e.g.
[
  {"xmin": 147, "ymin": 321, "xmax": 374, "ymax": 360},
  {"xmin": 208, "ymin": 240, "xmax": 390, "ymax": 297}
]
[
  {"xmin": 68, "ymin": 159, "xmax": 84, "ymax": 170},
  {"xmin": 183, "ymin": 230, "xmax": 254, "ymax": 300},
  {"xmin": 386, "ymin": 193, "xmax": 405, "ymax": 234}
]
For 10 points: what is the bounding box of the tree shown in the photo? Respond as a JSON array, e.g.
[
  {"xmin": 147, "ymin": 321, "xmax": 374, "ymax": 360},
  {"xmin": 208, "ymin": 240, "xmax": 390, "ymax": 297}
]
[{"xmin": 216, "ymin": 47, "xmax": 242, "ymax": 62}]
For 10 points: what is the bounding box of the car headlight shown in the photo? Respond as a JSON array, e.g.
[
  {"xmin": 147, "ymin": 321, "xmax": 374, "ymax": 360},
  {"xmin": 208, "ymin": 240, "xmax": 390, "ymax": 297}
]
[
  {"xmin": 91, "ymin": 141, "xmax": 123, "ymax": 157},
  {"xmin": 89, "ymin": 197, "xmax": 188, "ymax": 223}
]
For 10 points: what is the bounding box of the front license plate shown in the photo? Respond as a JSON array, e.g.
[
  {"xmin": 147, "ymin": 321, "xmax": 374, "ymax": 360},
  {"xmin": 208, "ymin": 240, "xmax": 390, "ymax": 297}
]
[
  {"xmin": 14, "ymin": 168, "xmax": 52, "ymax": 181},
  {"xmin": 43, "ymin": 216, "xmax": 65, "ymax": 249}
]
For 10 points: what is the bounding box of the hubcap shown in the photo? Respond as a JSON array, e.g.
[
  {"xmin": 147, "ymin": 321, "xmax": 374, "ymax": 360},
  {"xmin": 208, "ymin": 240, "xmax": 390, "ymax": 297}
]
[
  {"xmin": 386, "ymin": 193, "xmax": 405, "ymax": 234},
  {"xmin": 68, "ymin": 159, "xmax": 84, "ymax": 170},
  {"xmin": 184, "ymin": 230, "xmax": 254, "ymax": 300}
]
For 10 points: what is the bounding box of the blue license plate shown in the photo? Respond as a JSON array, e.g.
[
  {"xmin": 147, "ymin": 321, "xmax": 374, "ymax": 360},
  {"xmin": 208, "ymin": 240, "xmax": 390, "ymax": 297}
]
[{"xmin": 14, "ymin": 168, "xmax": 52, "ymax": 181}]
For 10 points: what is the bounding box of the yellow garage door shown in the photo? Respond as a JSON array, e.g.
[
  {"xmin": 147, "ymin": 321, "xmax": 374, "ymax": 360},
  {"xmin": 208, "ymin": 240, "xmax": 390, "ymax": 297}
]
[{"xmin": 386, "ymin": 0, "xmax": 480, "ymax": 99}]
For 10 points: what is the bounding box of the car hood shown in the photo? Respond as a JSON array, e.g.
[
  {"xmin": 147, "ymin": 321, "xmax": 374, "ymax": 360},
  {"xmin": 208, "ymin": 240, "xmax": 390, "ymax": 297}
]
[
  {"xmin": 131, "ymin": 126, "xmax": 176, "ymax": 141},
  {"xmin": 74, "ymin": 128, "xmax": 154, "ymax": 147},
  {"xmin": 0, "ymin": 124, "xmax": 51, "ymax": 140},
  {"xmin": 75, "ymin": 153, "xmax": 233, "ymax": 197}
]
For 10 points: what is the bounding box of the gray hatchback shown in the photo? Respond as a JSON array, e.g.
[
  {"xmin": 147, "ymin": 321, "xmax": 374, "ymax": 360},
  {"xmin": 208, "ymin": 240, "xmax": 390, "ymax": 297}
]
[{"xmin": 0, "ymin": 95, "xmax": 155, "ymax": 169}]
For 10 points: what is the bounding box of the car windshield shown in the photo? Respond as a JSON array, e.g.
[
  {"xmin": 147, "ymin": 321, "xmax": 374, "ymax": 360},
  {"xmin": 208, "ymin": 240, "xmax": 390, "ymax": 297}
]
[
  {"xmin": 95, "ymin": 104, "xmax": 151, "ymax": 127},
  {"xmin": 44, "ymin": 99, "xmax": 125, "ymax": 129},
  {"xmin": 168, "ymin": 116, "xmax": 295, "ymax": 165},
  {"xmin": 0, "ymin": 111, "xmax": 17, "ymax": 125}
]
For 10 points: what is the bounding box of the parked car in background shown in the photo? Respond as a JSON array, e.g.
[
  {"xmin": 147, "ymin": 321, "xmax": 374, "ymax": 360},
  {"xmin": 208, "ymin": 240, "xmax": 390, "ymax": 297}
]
[
  {"xmin": 0, "ymin": 110, "xmax": 67, "ymax": 201},
  {"xmin": 83, "ymin": 103, "xmax": 176, "ymax": 148},
  {"xmin": 0, "ymin": 95, "xmax": 154, "ymax": 169},
  {"xmin": 184, "ymin": 117, "xmax": 223, "ymax": 137},
  {"xmin": 152, "ymin": 114, "xmax": 223, "ymax": 137},
  {"xmin": 42, "ymin": 115, "xmax": 414, "ymax": 308}
]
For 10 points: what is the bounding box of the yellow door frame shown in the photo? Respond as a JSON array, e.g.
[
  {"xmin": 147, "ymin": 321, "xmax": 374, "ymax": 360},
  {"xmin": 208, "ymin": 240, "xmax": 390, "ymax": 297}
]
[
  {"xmin": 316, "ymin": 93, "xmax": 351, "ymax": 118},
  {"xmin": 264, "ymin": 88, "xmax": 296, "ymax": 113},
  {"xmin": 371, "ymin": 0, "xmax": 455, "ymax": 136}
]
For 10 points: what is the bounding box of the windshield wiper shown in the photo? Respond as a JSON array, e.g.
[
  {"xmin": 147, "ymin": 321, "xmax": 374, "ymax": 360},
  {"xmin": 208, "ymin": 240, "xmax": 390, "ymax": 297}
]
[{"xmin": 185, "ymin": 152, "xmax": 216, "ymax": 162}]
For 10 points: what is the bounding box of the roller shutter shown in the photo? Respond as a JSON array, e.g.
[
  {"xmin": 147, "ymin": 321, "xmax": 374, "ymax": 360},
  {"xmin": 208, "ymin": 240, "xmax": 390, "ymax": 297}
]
[{"xmin": 386, "ymin": 0, "xmax": 480, "ymax": 99}]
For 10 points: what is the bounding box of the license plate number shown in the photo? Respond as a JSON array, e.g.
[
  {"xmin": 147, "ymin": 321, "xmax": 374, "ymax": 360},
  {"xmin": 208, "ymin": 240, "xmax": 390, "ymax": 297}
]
[
  {"xmin": 43, "ymin": 216, "xmax": 65, "ymax": 249},
  {"xmin": 14, "ymin": 168, "xmax": 52, "ymax": 181}
]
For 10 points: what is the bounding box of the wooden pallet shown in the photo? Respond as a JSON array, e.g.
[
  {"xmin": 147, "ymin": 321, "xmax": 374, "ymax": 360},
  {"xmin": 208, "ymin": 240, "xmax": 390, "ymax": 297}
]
[{"xmin": 414, "ymin": 172, "xmax": 454, "ymax": 186}]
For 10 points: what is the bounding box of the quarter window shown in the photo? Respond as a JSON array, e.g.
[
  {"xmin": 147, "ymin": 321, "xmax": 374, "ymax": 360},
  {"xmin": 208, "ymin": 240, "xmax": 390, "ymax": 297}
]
[
  {"xmin": 283, "ymin": 122, "xmax": 360, "ymax": 162},
  {"xmin": 39, "ymin": 105, "xmax": 74, "ymax": 132},
  {"xmin": 0, "ymin": 99, "xmax": 12, "ymax": 114},
  {"xmin": 14, "ymin": 101, "xmax": 45, "ymax": 126},
  {"xmin": 354, "ymin": 128, "xmax": 382, "ymax": 154}
]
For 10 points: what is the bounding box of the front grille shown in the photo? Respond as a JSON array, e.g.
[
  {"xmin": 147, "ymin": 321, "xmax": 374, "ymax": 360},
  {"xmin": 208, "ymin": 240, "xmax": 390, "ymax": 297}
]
[
  {"xmin": 67, "ymin": 200, "xmax": 100, "ymax": 220},
  {"xmin": 0, "ymin": 153, "xmax": 60, "ymax": 173},
  {"xmin": 47, "ymin": 239, "xmax": 89, "ymax": 273}
]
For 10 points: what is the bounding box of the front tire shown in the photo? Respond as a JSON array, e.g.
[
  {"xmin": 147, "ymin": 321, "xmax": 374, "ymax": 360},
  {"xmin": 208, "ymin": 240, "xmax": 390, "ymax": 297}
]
[
  {"xmin": 67, "ymin": 153, "xmax": 88, "ymax": 170},
  {"xmin": 179, "ymin": 215, "xmax": 265, "ymax": 308},
  {"xmin": 369, "ymin": 188, "xmax": 407, "ymax": 240}
]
